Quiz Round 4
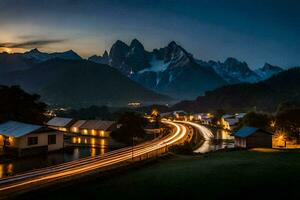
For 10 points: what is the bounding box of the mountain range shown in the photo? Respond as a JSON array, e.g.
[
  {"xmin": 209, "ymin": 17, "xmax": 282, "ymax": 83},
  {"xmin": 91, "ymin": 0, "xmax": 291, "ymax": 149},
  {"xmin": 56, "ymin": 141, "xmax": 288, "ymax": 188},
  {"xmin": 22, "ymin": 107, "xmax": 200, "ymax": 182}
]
[
  {"xmin": 0, "ymin": 59, "xmax": 170, "ymax": 107},
  {"xmin": 88, "ymin": 39, "xmax": 284, "ymax": 99},
  {"xmin": 172, "ymin": 67, "xmax": 300, "ymax": 113},
  {"xmin": 0, "ymin": 39, "xmax": 288, "ymax": 107}
]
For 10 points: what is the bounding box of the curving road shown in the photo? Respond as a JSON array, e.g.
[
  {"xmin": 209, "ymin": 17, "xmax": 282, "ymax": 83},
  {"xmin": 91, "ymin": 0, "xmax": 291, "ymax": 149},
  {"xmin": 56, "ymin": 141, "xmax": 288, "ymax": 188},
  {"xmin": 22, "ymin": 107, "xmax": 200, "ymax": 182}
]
[
  {"xmin": 178, "ymin": 121, "xmax": 214, "ymax": 140},
  {"xmin": 177, "ymin": 121, "xmax": 215, "ymax": 153},
  {"xmin": 0, "ymin": 120, "xmax": 188, "ymax": 197}
]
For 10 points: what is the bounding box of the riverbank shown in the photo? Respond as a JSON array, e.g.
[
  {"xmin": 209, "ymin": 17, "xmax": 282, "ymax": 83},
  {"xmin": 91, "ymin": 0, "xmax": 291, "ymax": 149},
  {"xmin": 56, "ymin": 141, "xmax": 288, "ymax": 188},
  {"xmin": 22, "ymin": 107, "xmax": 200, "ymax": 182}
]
[{"xmin": 15, "ymin": 148, "xmax": 300, "ymax": 200}]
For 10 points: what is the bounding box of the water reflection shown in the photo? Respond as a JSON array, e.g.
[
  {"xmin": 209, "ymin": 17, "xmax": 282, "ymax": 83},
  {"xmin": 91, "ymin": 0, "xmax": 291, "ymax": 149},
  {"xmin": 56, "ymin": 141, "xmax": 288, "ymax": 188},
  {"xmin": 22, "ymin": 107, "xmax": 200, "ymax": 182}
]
[
  {"xmin": 194, "ymin": 140, "xmax": 235, "ymax": 153},
  {"xmin": 194, "ymin": 128, "xmax": 234, "ymax": 153},
  {"xmin": 0, "ymin": 137, "xmax": 123, "ymax": 179},
  {"xmin": 215, "ymin": 129, "xmax": 234, "ymax": 140}
]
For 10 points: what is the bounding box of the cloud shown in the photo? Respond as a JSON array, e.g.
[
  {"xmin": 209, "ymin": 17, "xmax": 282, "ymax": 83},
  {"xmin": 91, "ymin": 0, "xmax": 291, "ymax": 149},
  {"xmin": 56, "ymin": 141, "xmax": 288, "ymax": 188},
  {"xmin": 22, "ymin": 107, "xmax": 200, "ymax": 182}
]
[{"xmin": 0, "ymin": 39, "xmax": 66, "ymax": 49}]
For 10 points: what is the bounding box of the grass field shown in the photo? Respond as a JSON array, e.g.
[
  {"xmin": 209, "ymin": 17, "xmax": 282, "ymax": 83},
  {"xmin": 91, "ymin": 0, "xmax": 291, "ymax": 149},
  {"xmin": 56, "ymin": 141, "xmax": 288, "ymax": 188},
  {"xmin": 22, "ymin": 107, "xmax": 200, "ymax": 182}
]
[{"xmin": 23, "ymin": 149, "xmax": 300, "ymax": 200}]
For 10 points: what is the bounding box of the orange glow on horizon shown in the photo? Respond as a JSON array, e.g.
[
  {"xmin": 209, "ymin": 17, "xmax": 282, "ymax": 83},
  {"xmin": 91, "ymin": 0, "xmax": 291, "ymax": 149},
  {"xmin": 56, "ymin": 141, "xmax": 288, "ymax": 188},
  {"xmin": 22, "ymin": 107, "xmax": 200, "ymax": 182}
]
[
  {"xmin": 0, "ymin": 47, "xmax": 26, "ymax": 54},
  {"xmin": 0, "ymin": 47, "xmax": 12, "ymax": 53}
]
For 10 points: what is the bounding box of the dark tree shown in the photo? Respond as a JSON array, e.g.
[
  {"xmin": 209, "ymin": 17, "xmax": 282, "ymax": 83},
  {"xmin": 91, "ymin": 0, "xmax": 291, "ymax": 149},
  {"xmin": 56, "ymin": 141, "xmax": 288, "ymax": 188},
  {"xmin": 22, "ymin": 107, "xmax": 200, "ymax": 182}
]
[
  {"xmin": 236, "ymin": 111, "xmax": 273, "ymax": 131},
  {"xmin": 110, "ymin": 112, "xmax": 147, "ymax": 144},
  {"xmin": 0, "ymin": 85, "xmax": 47, "ymax": 124},
  {"xmin": 276, "ymin": 108, "xmax": 300, "ymax": 138},
  {"xmin": 58, "ymin": 105, "xmax": 111, "ymax": 120}
]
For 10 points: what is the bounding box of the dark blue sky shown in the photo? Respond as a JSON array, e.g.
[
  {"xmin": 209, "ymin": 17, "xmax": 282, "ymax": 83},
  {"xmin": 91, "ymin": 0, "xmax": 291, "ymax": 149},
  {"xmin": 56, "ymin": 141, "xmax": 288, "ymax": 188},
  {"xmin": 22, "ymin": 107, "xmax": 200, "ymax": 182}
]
[{"xmin": 0, "ymin": 0, "xmax": 299, "ymax": 68}]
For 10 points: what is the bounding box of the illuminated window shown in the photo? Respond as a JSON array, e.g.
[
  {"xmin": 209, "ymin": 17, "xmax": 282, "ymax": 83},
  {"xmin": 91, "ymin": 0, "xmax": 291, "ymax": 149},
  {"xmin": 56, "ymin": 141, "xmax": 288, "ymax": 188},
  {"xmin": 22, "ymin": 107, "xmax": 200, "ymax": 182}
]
[
  {"xmin": 100, "ymin": 130, "xmax": 105, "ymax": 137},
  {"xmin": 91, "ymin": 138, "xmax": 95, "ymax": 146},
  {"xmin": 72, "ymin": 137, "xmax": 77, "ymax": 143}
]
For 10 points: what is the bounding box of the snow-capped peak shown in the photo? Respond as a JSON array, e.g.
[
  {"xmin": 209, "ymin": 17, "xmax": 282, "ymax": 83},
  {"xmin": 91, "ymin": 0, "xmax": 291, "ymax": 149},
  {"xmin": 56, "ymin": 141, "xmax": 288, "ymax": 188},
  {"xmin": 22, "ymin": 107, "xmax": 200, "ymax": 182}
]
[
  {"xmin": 23, "ymin": 49, "xmax": 82, "ymax": 62},
  {"xmin": 255, "ymin": 63, "xmax": 283, "ymax": 80}
]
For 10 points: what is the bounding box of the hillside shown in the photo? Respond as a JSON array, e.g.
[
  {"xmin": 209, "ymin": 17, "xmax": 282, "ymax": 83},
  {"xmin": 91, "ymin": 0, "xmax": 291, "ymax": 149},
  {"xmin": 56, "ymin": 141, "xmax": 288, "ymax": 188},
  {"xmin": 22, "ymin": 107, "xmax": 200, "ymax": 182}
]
[
  {"xmin": 0, "ymin": 59, "xmax": 171, "ymax": 107},
  {"xmin": 172, "ymin": 67, "xmax": 300, "ymax": 113}
]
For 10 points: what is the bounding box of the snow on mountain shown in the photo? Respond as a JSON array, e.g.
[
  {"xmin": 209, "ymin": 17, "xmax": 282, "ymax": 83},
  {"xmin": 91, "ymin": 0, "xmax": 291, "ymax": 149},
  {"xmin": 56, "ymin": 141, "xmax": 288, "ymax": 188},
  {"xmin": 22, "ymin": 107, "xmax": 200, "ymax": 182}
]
[
  {"xmin": 106, "ymin": 39, "xmax": 150, "ymax": 75},
  {"xmin": 86, "ymin": 39, "xmax": 286, "ymax": 99},
  {"xmin": 131, "ymin": 41, "xmax": 226, "ymax": 99},
  {"xmin": 209, "ymin": 57, "xmax": 261, "ymax": 84},
  {"xmin": 138, "ymin": 57, "xmax": 170, "ymax": 73},
  {"xmin": 255, "ymin": 63, "xmax": 283, "ymax": 80},
  {"xmin": 23, "ymin": 48, "xmax": 82, "ymax": 62}
]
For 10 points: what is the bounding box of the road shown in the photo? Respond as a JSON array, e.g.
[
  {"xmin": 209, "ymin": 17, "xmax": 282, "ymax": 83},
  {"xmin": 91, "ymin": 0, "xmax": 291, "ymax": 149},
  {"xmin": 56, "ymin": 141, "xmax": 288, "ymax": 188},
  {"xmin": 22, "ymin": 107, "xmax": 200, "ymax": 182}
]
[
  {"xmin": 178, "ymin": 121, "xmax": 214, "ymax": 140},
  {"xmin": 0, "ymin": 120, "xmax": 188, "ymax": 198},
  {"xmin": 178, "ymin": 121, "xmax": 215, "ymax": 153}
]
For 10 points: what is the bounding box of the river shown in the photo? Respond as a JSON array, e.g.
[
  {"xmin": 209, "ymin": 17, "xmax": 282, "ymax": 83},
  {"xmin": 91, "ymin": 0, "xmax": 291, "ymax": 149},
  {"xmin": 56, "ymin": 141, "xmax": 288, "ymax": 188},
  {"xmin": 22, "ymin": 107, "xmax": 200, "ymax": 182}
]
[
  {"xmin": 194, "ymin": 128, "xmax": 235, "ymax": 153},
  {"xmin": 0, "ymin": 137, "xmax": 124, "ymax": 178}
]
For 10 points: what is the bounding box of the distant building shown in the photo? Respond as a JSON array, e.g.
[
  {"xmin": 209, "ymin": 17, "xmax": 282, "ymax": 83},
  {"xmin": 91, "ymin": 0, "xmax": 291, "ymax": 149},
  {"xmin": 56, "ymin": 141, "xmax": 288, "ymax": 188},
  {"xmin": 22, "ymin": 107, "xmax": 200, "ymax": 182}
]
[
  {"xmin": 70, "ymin": 120, "xmax": 87, "ymax": 134},
  {"xmin": 234, "ymin": 126, "xmax": 272, "ymax": 148},
  {"xmin": 69, "ymin": 120, "xmax": 116, "ymax": 137},
  {"xmin": 0, "ymin": 121, "xmax": 64, "ymax": 156},
  {"xmin": 221, "ymin": 113, "xmax": 246, "ymax": 130},
  {"xmin": 46, "ymin": 117, "xmax": 75, "ymax": 132},
  {"xmin": 127, "ymin": 102, "xmax": 141, "ymax": 107},
  {"xmin": 216, "ymin": 118, "xmax": 230, "ymax": 130}
]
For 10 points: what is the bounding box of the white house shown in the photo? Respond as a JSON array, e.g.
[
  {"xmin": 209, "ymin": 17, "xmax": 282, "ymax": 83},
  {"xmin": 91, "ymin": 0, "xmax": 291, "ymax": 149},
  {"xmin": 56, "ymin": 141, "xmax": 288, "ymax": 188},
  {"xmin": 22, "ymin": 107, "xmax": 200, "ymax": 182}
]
[{"xmin": 0, "ymin": 121, "xmax": 64, "ymax": 156}]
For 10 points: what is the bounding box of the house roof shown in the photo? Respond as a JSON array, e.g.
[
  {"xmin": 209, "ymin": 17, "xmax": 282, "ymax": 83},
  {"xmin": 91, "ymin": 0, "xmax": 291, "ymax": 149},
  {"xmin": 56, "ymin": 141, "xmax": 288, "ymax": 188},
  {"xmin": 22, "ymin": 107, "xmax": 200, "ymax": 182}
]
[
  {"xmin": 79, "ymin": 120, "xmax": 115, "ymax": 131},
  {"xmin": 0, "ymin": 121, "xmax": 43, "ymax": 138},
  {"xmin": 226, "ymin": 118, "xmax": 239, "ymax": 126},
  {"xmin": 234, "ymin": 126, "xmax": 271, "ymax": 138},
  {"xmin": 70, "ymin": 120, "xmax": 87, "ymax": 129},
  {"xmin": 47, "ymin": 117, "xmax": 74, "ymax": 127},
  {"xmin": 222, "ymin": 114, "xmax": 235, "ymax": 119}
]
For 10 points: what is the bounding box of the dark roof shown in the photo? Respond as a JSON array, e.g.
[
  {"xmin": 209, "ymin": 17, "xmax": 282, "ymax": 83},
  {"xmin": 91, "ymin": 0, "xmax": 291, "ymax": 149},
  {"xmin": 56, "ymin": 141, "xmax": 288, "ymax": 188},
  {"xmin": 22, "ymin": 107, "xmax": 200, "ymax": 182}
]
[
  {"xmin": 0, "ymin": 121, "xmax": 43, "ymax": 138},
  {"xmin": 70, "ymin": 120, "xmax": 87, "ymax": 129},
  {"xmin": 234, "ymin": 126, "xmax": 271, "ymax": 138},
  {"xmin": 79, "ymin": 120, "xmax": 115, "ymax": 131},
  {"xmin": 47, "ymin": 117, "xmax": 74, "ymax": 127}
]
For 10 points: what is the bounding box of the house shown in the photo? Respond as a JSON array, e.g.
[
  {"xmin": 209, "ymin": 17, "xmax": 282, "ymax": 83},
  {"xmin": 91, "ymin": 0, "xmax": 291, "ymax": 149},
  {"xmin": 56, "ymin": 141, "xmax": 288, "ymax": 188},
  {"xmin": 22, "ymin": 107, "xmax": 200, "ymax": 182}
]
[
  {"xmin": 221, "ymin": 113, "xmax": 246, "ymax": 130},
  {"xmin": 70, "ymin": 120, "xmax": 87, "ymax": 133},
  {"xmin": 234, "ymin": 126, "xmax": 272, "ymax": 148},
  {"xmin": 69, "ymin": 120, "xmax": 116, "ymax": 137},
  {"xmin": 46, "ymin": 117, "xmax": 75, "ymax": 132},
  {"xmin": 0, "ymin": 121, "xmax": 64, "ymax": 156}
]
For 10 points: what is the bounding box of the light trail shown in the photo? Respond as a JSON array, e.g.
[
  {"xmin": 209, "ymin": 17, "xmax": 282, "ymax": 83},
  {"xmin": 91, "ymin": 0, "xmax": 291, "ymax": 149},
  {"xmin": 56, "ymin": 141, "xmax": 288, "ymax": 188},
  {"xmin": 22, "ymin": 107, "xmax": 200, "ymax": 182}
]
[
  {"xmin": 177, "ymin": 121, "xmax": 214, "ymax": 140},
  {"xmin": 0, "ymin": 120, "xmax": 187, "ymax": 195}
]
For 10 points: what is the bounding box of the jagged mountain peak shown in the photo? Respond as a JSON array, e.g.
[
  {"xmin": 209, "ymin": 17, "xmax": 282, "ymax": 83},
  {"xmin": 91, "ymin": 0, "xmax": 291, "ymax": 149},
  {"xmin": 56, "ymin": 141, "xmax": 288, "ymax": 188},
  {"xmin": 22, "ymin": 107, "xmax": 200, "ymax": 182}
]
[
  {"xmin": 210, "ymin": 57, "xmax": 260, "ymax": 83},
  {"xmin": 28, "ymin": 48, "xmax": 41, "ymax": 53},
  {"xmin": 103, "ymin": 50, "xmax": 109, "ymax": 57},
  {"xmin": 113, "ymin": 40, "xmax": 129, "ymax": 48},
  {"xmin": 65, "ymin": 49, "xmax": 76, "ymax": 54},
  {"xmin": 168, "ymin": 41, "xmax": 178, "ymax": 48},
  {"xmin": 224, "ymin": 57, "xmax": 246, "ymax": 66},
  {"xmin": 261, "ymin": 62, "xmax": 283, "ymax": 71},
  {"xmin": 23, "ymin": 48, "xmax": 82, "ymax": 62},
  {"xmin": 255, "ymin": 62, "xmax": 284, "ymax": 80},
  {"xmin": 130, "ymin": 39, "xmax": 144, "ymax": 49}
]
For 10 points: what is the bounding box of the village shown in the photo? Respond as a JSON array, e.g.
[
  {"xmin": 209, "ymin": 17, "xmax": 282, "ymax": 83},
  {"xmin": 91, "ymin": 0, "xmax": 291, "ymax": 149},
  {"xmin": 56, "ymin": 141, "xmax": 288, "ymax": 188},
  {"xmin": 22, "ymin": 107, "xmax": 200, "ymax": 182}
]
[{"xmin": 0, "ymin": 109, "xmax": 295, "ymax": 160}]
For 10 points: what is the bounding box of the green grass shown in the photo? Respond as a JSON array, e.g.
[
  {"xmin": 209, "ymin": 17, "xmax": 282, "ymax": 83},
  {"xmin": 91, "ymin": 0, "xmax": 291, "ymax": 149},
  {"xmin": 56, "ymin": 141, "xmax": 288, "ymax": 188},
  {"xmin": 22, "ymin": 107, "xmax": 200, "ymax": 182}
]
[{"xmin": 28, "ymin": 149, "xmax": 300, "ymax": 200}]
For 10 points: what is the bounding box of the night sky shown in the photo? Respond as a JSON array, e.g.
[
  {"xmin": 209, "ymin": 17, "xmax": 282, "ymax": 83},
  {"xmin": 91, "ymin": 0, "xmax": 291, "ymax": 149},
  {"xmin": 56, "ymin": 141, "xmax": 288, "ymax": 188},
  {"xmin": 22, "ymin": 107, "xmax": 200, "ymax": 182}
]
[{"xmin": 0, "ymin": 0, "xmax": 299, "ymax": 68}]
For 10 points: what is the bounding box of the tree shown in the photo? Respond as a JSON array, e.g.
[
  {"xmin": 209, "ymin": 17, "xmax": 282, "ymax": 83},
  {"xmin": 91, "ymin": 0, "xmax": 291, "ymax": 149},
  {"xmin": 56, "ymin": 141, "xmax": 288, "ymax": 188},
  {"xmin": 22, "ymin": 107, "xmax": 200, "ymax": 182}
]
[
  {"xmin": 235, "ymin": 111, "xmax": 273, "ymax": 131},
  {"xmin": 110, "ymin": 112, "xmax": 148, "ymax": 144},
  {"xmin": 58, "ymin": 105, "xmax": 112, "ymax": 120},
  {"xmin": 0, "ymin": 85, "xmax": 47, "ymax": 124},
  {"xmin": 150, "ymin": 109, "xmax": 161, "ymax": 128},
  {"xmin": 211, "ymin": 109, "xmax": 226, "ymax": 125},
  {"xmin": 276, "ymin": 108, "xmax": 300, "ymax": 138}
]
